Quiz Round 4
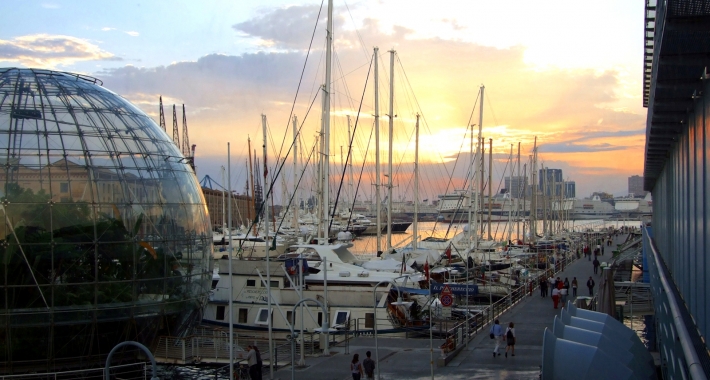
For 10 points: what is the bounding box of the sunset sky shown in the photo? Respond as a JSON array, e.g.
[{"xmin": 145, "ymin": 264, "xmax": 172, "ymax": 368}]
[{"xmin": 1, "ymin": 0, "xmax": 647, "ymax": 203}]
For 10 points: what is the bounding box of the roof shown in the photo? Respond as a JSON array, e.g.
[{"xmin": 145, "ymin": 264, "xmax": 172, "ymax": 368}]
[{"xmin": 643, "ymin": 0, "xmax": 710, "ymax": 191}]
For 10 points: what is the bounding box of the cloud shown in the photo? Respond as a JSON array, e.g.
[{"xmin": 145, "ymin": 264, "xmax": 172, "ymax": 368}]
[
  {"xmin": 41, "ymin": 3, "xmax": 59, "ymax": 9},
  {"xmin": 0, "ymin": 34, "xmax": 121, "ymax": 68},
  {"xmin": 94, "ymin": 6, "xmax": 646, "ymax": 199},
  {"xmin": 125, "ymin": 31, "xmax": 140, "ymax": 37},
  {"xmin": 102, "ymin": 27, "xmax": 116, "ymax": 32},
  {"xmin": 233, "ymin": 4, "xmax": 344, "ymax": 50}
]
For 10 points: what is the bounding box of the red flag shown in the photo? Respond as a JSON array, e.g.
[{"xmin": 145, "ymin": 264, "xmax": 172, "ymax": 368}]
[
  {"xmin": 424, "ymin": 260, "xmax": 430, "ymax": 281},
  {"xmin": 445, "ymin": 245, "xmax": 452, "ymax": 263}
]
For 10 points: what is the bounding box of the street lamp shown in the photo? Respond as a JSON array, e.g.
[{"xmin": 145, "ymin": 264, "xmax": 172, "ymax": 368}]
[
  {"xmin": 373, "ymin": 280, "xmax": 409, "ymax": 380},
  {"xmin": 290, "ymin": 298, "xmax": 330, "ymax": 380}
]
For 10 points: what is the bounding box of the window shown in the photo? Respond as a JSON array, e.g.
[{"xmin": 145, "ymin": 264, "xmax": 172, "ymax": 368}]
[
  {"xmin": 269, "ymin": 280, "xmax": 279, "ymax": 288},
  {"xmin": 246, "ymin": 279, "xmax": 256, "ymax": 287},
  {"xmin": 238, "ymin": 308, "xmax": 248, "ymax": 324},
  {"xmin": 365, "ymin": 313, "xmax": 374, "ymax": 329},
  {"xmin": 255, "ymin": 308, "xmax": 272, "ymax": 326},
  {"xmin": 317, "ymin": 312, "xmax": 322, "ymax": 326},
  {"xmin": 332, "ymin": 310, "xmax": 350, "ymax": 328},
  {"xmin": 60, "ymin": 183, "xmax": 69, "ymax": 193},
  {"xmin": 216, "ymin": 306, "xmax": 225, "ymax": 321},
  {"xmin": 286, "ymin": 311, "xmax": 294, "ymax": 325}
]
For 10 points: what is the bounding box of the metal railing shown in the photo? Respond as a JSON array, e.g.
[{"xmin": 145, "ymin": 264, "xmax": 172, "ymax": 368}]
[
  {"xmin": 644, "ymin": 226, "xmax": 709, "ymax": 379},
  {"xmin": 0, "ymin": 362, "xmax": 147, "ymax": 380}
]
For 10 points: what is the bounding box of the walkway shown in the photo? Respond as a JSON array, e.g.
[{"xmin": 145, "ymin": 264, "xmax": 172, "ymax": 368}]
[{"xmin": 271, "ymin": 234, "xmax": 626, "ymax": 380}]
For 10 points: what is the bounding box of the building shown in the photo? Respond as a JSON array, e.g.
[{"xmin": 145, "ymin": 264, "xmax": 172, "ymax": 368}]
[
  {"xmin": 563, "ymin": 181, "xmax": 576, "ymax": 198},
  {"xmin": 642, "ymin": 2, "xmax": 710, "ymax": 378},
  {"xmin": 538, "ymin": 168, "xmax": 563, "ymax": 196},
  {"xmin": 0, "ymin": 68, "xmax": 212, "ymax": 373},
  {"xmin": 627, "ymin": 175, "xmax": 647, "ymax": 197},
  {"xmin": 202, "ymin": 187, "xmax": 252, "ymax": 229},
  {"xmin": 504, "ymin": 175, "xmax": 528, "ymax": 198}
]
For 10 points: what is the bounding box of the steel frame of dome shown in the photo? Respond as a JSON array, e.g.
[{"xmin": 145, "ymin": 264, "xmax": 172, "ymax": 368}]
[{"xmin": 0, "ymin": 68, "xmax": 212, "ymax": 373}]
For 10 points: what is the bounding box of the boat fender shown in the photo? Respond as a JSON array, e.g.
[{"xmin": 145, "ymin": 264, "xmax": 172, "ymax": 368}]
[
  {"xmin": 357, "ymin": 271, "xmax": 370, "ymax": 277},
  {"xmin": 339, "ymin": 271, "xmax": 351, "ymax": 277}
]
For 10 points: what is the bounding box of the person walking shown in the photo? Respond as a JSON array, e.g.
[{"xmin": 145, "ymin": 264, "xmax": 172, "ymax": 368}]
[
  {"xmin": 593, "ymin": 257, "xmax": 600, "ymax": 274},
  {"xmin": 563, "ymin": 278, "xmax": 570, "ymax": 293},
  {"xmin": 551, "ymin": 287, "xmax": 560, "ymax": 309},
  {"xmin": 587, "ymin": 276, "xmax": 595, "ymax": 296},
  {"xmin": 571, "ymin": 277, "xmax": 578, "ymax": 297},
  {"xmin": 490, "ymin": 319, "xmax": 504, "ymax": 357},
  {"xmin": 540, "ymin": 277, "xmax": 548, "ymax": 297},
  {"xmin": 556, "ymin": 277, "xmax": 563, "ymax": 290},
  {"xmin": 253, "ymin": 345, "xmax": 263, "ymax": 380},
  {"xmin": 350, "ymin": 354, "xmax": 364, "ymax": 380},
  {"xmin": 504, "ymin": 322, "xmax": 516, "ymax": 357},
  {"xmin": 246, "ymin": 345, "xmax": 261, "ymax": 380},
  {"xmin": 362, "ymin": 351, "xmax": 375, "ymax": 379}
]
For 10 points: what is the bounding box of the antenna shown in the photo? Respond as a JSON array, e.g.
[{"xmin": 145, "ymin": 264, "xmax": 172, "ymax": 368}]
[
  {"xmin": 159, "ymin": 96, "xmax": 166, "ymax": 132},
  {"xmin": 182, "ymin": 104, "xmax": 190, "ymax": 156},
  {"xmin": 172, "ymin": 105, "xmax": 180, "ymax": 148}
]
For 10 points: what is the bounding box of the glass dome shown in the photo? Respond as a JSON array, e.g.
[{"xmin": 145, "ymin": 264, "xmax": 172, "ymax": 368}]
[{"xmin": 0, "ymin": 68, "xmax": 212, "ymax": 371}]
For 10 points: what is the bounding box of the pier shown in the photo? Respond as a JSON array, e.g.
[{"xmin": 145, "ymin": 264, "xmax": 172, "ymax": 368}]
[{"xmin": 247, "ymin": 233, "xmax": 650, "ymax": 379}]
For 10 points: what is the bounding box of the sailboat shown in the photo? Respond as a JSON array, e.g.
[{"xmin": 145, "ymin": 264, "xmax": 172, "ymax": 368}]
[{"xmin": 203, "ymin": 1, "xmax": 422, "ymax": 339}]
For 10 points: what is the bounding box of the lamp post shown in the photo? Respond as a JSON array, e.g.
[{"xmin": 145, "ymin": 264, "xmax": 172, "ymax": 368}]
[
  {"xmin": 373, "ymin": 280, "xmax": 406, "ymax": 380},
  {"xmin": 290, "ymin": 298, "xmax": 330, "ymax": 380}
]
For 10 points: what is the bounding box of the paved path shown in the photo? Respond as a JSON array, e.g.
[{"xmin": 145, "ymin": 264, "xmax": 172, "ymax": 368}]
[{"xmin": 270, "ymin": 234, "xmax": 626, "ymax": 380}]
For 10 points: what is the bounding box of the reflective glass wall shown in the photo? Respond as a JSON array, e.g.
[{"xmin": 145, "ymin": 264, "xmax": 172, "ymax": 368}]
[{"xmin": 0, "ymin": 68, "xmax": 212, "ymax": 371}]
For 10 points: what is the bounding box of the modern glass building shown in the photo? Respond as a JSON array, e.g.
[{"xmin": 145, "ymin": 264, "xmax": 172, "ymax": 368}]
[{"xmin": 0, "ymin": 68, "xmax": 212, "ymax": 373}]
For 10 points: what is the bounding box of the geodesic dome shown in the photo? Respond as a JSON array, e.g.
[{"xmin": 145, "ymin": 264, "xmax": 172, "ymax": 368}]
[{"xmin": 0, "ymin": 68, "xmax": 212, "ymax": 372}]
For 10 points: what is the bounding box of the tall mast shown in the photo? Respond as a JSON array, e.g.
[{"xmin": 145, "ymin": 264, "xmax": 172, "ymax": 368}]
[
  {"xmin": 374, "ymin": 47, "xmax": 382, "ymax": 254},
  {"xmin": 227, "ymin": 143, "xmax": 234, "ymax": 380},
  {"xmin": 516, "ymin": 142, "xmax": 521, "ymax": 241},
  {"xmin": 261, "ymin": 114, "xmax": 274, "ymax": 378},
  {"xmin": 292, "ymin": 116, "xmax": 299, "ymax": 231},
  {"xmin": 476, "ymin": 85, "xmax": 484, "ymax": 247},
  {"xmin": 488, "ymin": 138, "xmax": 492, "ymax": 240},
  {"xmin": 387, "ymin": 49, "xmax": 395, "ymax": 249},
  {"xmin": 467, "ymin": 122, "xmax": 474, "ymax": 250},
  {"xmin": 507, "ymin": 144, "xmax": 513, "ymax": 242},
  {"xmin": 317, "ymin": 0, "xmax": 334, "ymax": 242},
  {"xmin": 413, "ymin": 114, "xmax": 420, "ymax": 249},
  {"xmin": 347, "ymin": 116, "xmax": 354, "ymax": 214},
  {"xmin": 248, "ymin": 137, "xmax": 256, "ymax": 235},
  {"xmin": 530, "ymin": 137, "xmax": 538, "ymax": 241},
  {"xmin": 221, "ymin": 166, "xmax": 226, "ymax": 232}
]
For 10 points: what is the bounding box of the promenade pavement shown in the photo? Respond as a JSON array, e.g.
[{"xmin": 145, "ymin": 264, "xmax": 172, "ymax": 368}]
[{"xmin": 270, "ymin": 234, "xmax": 627, "ymax": 380}]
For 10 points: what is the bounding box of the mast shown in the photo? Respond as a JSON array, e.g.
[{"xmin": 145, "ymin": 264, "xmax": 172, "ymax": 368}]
[
  {"xmin": 347, "ymin": 115, "xmax": 354, "ymax": 217},
  {"xmin": 516, "ymin": 142, "xmax": 521, "ymax": 241},
  {"xmin": 374, "ymin": 47, "xmax": 382, "ymax": 254},
  {"xmin": 467, "ymin": 122, "xmax": 474, "ymax": 250},
  {"xmin": 292, "ymin": 116, "xmax": 299, "ymax": 231},
  {"xmin": 387, "ymin": 49, "xmax": 395, "ymax": 249},
  {"xmin": 413, "ymin": 114, "xmax": 420, "ymax": 249},
  {"xmin": 474, "ymin": 85, "xmax": 484, "ymax": 249},
  {"xmin": 488, "ymin": 138, "xmax": 492, "ymax": 240},
  {"xmin": 261, "ymin": 114, "xmax": 274, "ymax": 379},
  {"xmin": 530, "ymin": 137, "xmax": 538, "ymax": 241},
  {"xmin": 248, "ymin": 137, "xmax": 256, "ymax": 235},
  {"xmin": 507, "ymin": 144, "xmax": 513, "ymax": 242},
  {"xmin": 227, "ymin": 143, "xmax": 234, "ymax": 380},
  {"xmin": 480, "ymin": 138, "xmax": 485, "ymax": 242},
  {"xmin": 321, "ymin": 0, "xmax": 333, "ymax": 244},
  {"xmin": 221, "ymin": 166, "xmax": 226, "ymax": 232}
]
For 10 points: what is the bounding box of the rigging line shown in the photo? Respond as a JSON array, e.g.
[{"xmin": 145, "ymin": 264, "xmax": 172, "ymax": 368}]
[
  {"xmin": 343, "ymin": 0, "xmax": 371, "ymax": 60},
  {"xmin": 274, "ymin": 0, "xmax": 325, "ymax": 167},
  {"xmin": 246, "ymin": 89, "xmax": 322, "ymax": 237},
  {"xmin": 347, "ymin": 125, "xmax": 374, "ymax": 230},
  {"xmin": 328, "ymin": 53, "xmax": 374, "ymax": 232},
  {"xmin": 274, "ymin": 138, "xmax": 319, "ymax": 236}
]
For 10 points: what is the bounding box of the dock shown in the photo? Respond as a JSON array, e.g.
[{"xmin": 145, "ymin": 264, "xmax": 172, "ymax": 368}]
[{"xmin": 261, "ymin": 233, "xmax": 640, "ymax": 379}]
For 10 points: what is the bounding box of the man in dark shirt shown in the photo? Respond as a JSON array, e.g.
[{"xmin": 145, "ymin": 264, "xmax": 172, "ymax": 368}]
[
  {"xmin": 362, "ymin": 350, "xmax": 375, "ymax": 379},
  {"xmin": 587, "ymin": 276, "xmax": 595, "ymax": 296}
]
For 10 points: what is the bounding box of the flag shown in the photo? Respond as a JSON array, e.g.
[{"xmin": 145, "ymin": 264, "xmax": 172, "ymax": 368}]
[
  {"xmin": 445, "ymin": 245, "xmax": 452, "ymax": 263},
  {"xmin": 424, "ymin": 260, "xmax": 430, "ymax": 281}
]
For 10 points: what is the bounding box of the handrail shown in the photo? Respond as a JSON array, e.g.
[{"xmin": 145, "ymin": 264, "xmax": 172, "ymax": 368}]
[{"xmin": 645, "ymin": 226, "xmax": 707, "ymax": 380}]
